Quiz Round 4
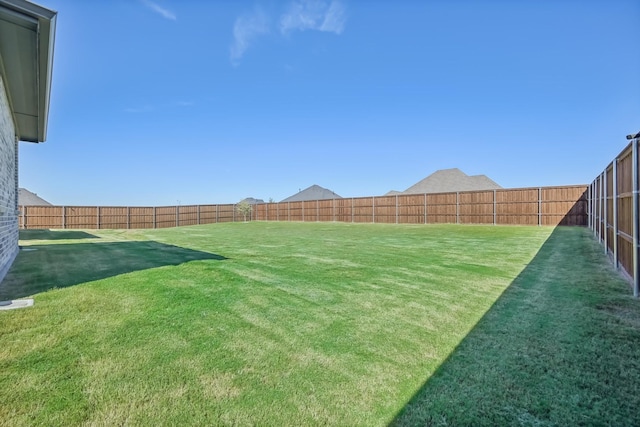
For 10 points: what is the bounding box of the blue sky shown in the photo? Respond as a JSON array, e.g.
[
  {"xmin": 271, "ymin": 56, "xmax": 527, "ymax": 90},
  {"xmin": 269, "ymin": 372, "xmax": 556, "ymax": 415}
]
[{"xmin": 19, "ymin": 0, "xmax": 640, "ymax": 206}]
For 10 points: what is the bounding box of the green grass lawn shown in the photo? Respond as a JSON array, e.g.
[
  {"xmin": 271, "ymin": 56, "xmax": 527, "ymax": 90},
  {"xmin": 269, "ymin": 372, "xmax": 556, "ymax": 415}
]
[{"xmin": 1, "ymin": 223, "xmax": 639, "ymax": 426}]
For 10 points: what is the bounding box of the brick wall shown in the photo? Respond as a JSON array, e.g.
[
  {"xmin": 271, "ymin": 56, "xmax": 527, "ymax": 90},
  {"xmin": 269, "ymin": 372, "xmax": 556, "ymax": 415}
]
[{"xmin": 0, "ymin": 73, "xmax": 18, "ymax": 284}]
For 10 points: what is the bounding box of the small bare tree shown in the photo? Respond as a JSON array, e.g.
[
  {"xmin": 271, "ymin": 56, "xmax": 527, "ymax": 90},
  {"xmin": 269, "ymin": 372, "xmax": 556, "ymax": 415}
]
[{"xmin": 236, "ymin": 201, "xmax": 252, "ymax": 222}]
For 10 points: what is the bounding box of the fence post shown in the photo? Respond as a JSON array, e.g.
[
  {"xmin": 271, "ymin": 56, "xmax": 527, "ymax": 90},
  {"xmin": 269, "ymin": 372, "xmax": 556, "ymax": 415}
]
[
  {"xmin": 597, "ymin": 175, "xmax": 602, "ymax": 242},
  {"xmin": 424, "ymin": 193, "xmax": 427, "ymax": 224},
  {"xmin": 351, "ymin": 198, "xmax": 354, "ymax": 223},
  {"xmin": 97, "ymin": 206, "xmax": 100, "ymax": 229},
  {"xmin": 317, "ymin": 200, "xmax": 319, "ymax": 222},
  {"xmin": 216, "ymin": 205, "xmax": 219, "ymax": 223},
  {"xmin": 288, "ymin": 202, "xmax": 290, "ymax": 222},
  {"xmin": 456, "ymin": 192, "xmax": 459, "ymax": 224},
  {"xmin": 591, "ymin": 177, "xmax": 598, "ymax": 237},
  {"xmin": 601, "ymin": 172, "xmax": 606, "ymax": 243},
  {"xmin": 603, "ymin": 168, "xmax": 608, "ymax": 254},
  {"xmin": 613, "ymin": 159, "xmax": 619, "ymax": 268},
  {"xmin": 62, "ymin": 206, "xmax": 66, "ymax": 229},
  {"xmin": 197, "ymin": 205, "xmax": 201, "ymax": 225},
  {"xmin": 127, "ymin": 207, "xmax": 131, "ymax": 229},
  {"xmin": 592, "ymin": 182, "xmax": 596, "ymax": 231},
  {"xmin": 587, "ymin": 184, "xmax": 591, "ymax": 228},
  {"xmin": 589, "ymin": 183, "xmax": 592, "ymax": 230},
  {"xmin": 592, "ymin": 181, "xmax": 596, "ymax": 232},
  {"xmin": 396, "ymin": 194, "xmax": 399, "ymax": 224},
  {"xmin": 633, "ymin": 137, "xmax": 640, "ymax": 298},
  {"xmin": 593, "ymin": 181, "xmax": 597, "ymax": 237},
  {"xmin": 593, "ymin": 181, "xmax": 597, "ymax": 231},
  {"xmin": 538, "ymin": 187, "xmax": 542, "ymax": 226},
  {"xmin": 372, "ymin": 196, "xmax": 375, "ymax": 223},
  {"xmin": 587, "ymin": 182, "xmax": 595, "ymax": 231},
  {"xmin": 333, "ymin": 198, "xmax": 336, "ymax": 222},
  {"xmin": 493, "ymin": 190, "xmax": 497, "ymax": 225},
  {"xmin": 22, "ymin": 205, "xmax": 26, "ymax": 229},
  {"xmin": 596, "ymin": 178, "xmax": 600, "ymax": 234},
  {"xmin": 596, "ymin": 180, "xmax": 600, "ymax": 233},
  {"xmin": 153, "ymin": 207, "xmax": 157, "ymax": 229}
]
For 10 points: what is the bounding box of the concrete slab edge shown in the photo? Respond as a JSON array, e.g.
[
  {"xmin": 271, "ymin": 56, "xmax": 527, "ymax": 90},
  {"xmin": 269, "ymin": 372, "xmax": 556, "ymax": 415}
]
[{"xmin": 0, "ymin": 299, "xmax": 34, "ymax": 310}]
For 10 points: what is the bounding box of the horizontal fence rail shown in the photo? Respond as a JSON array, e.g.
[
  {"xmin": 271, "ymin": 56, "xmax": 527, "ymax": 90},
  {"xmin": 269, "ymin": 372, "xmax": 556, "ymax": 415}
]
[
  {"xmin": 589, "ymin": 133, "xmax": 640, "ymax": 297},
  {"xmin": 19, "ymin": 185, "xmax": 587, "ymax": 231}
]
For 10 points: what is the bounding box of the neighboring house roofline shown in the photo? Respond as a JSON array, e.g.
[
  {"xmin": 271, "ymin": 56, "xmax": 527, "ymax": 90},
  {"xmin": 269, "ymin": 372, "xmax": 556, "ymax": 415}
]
[
  {"xmin": 18, "ymin": 187, "xmax": 52, "ymax": 205},
  {"xmin": 402, "ymin": 168, "xmax": 502, "ymax": 194},
  {"xmin": 239, "ymin": 197, "xmax": 265, "ymax": 205},
  {"xmin": 280, "ymin": 184, "xmax": 342, "ymax": 203},
  {"xmin": 0, "ymin": 0, "xmax": 57, "ymax": 142}
]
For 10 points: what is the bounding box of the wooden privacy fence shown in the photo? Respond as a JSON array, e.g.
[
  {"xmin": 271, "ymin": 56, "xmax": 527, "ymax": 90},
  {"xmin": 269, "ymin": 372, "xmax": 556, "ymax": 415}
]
[
  {"xmin": 19, "ymin": 204, "xmax": 240, "ymax": 230},
  {"xmin": 20, "ymin": 185, "xmax": 587, "ymax": 231},
  {"xmin": 589, "ymin": 131, "xmax": 640, "ymax": 297},
  {"xmin": 253, "ymin": 185, "xmax": 587, "ymax": 226}
]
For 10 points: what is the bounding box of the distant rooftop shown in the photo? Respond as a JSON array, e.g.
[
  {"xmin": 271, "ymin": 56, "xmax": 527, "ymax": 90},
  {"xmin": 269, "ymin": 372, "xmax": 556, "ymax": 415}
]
[
  {"xmin": 402, "ymin": 168, "xmax": 502, "ymax": 194},
  {"xmin": 239, "ymin": 197, "xmax": 265, "ymax": 205},
  {"xmin": 18, "ymin": 188, "xmax": 52, "ymax": 206},
  {"xmin": 280, "ymin": 185, "xmax": 342, "ymax": 203}
]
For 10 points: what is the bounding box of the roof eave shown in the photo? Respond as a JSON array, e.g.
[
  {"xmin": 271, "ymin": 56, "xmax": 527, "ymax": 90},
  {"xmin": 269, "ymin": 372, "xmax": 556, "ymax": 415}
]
[
  {"xmin": 0, "ymin": 0, "xmax": 56, "ymax": 143},
  {"xmin": 36, "ymin": 7, "xmax": 56, "ymax": 142}
]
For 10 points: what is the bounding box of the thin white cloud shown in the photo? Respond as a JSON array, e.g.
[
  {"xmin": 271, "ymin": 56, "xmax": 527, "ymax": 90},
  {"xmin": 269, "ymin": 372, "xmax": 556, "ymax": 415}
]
[
  {"xmin": 319, "ymin": 1, "xmax": 346, "ymax": 33},
  {"xmin": 280, "ymin": 0, "xmax": 346, "ymax": 35},
  {"xmin": 141, "ymin": 0, "xmax": 176, "ymax": 21},
  {"xmin": 230, "ymin": 8, "xmax": 270, "ymax": 66},
  {"xmin": 124, "ymin": 105, "xmax": 154, "ymax": 113},
  {"xmin": 229, "ymin": 1, "xmax": 347, "ymax": 66}
]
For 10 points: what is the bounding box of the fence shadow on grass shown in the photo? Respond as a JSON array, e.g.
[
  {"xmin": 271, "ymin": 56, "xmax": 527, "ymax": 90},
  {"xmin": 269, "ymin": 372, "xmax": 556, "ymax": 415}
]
[
  {"xmin": 1, "ymin": 240, "xmax": 227, "ymax": 300},
  {"xmin": 388, "ymin": 224, "xmax": 638, "ymax": 426},
  {"xmin": 18, "ymin": 229, "xmax": 99, "ymax": 240}
]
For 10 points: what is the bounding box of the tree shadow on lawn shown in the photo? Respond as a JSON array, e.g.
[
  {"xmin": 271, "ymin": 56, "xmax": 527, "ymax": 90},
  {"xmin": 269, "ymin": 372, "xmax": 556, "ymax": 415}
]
[
  {"xmin": 1, "ymin": 240, "xmax": 227, "ymax": 300},
  {"xmin": 19, "ymin": 229, "xmax": 100, "ymax": 240},
  {"xmin": 389, "ymin": 226, "xmax": 640, "ymax": 426}
]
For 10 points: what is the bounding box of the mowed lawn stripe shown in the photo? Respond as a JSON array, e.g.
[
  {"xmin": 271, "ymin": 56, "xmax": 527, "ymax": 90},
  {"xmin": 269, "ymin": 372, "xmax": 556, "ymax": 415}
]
[
  {"xmin": 392, "ymin": 226, "xmax": 640, "ymax": 426},
  {"xmin": 1, "ymin": 223, "xmax": 631, "ymax": 425}
]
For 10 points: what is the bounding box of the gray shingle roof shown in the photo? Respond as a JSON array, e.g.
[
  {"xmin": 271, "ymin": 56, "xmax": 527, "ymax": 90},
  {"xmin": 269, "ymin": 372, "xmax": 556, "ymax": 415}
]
[
  {"xmin": 18, "ymin": 188, "xmax": 52, "ymax": 206},
  {"xmin": 402, "ymin": 168, "xmax": 502, "ymax": 194},
  {"xmin": 280, "ymin": 185, "xmax": 342, "ymax": 202},
  {"xmin": 239, "ymin": 197, "xmax": 265, "ymax": 205}
]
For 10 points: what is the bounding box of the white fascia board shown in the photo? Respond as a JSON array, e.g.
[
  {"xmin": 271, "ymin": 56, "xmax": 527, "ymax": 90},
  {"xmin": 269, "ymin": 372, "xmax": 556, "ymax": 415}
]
[
  {"xmin": 0, "ymin": 0, "xmax": 56, "ymax": 143},
  {"xmin": 0, "ymin": 0, "xmax": 55, "ymax": 22}
]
